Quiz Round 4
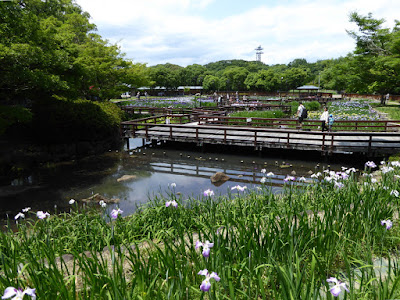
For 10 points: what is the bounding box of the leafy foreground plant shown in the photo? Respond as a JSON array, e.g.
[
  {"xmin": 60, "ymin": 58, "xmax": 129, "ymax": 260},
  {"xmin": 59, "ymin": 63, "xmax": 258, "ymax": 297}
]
[{"xmin": 2, "ymin": 161, "xmax": 400, "ymax": 299}]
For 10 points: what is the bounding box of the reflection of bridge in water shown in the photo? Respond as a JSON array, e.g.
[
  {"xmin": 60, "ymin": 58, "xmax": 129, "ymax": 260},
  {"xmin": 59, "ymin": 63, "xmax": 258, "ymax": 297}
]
[{"xmin": 148, "ymin": 158, "xmax": 312, "ymax": 188}]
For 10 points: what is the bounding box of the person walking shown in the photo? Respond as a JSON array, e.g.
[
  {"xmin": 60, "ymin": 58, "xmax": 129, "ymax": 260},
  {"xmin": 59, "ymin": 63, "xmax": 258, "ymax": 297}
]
[
  {"xmin": 297, "ymin": 102, "xmax": 305, "ymax": 129},
  {"xmin": 320, "ymin": 107, "xmax": 329, "ymax": 132}
]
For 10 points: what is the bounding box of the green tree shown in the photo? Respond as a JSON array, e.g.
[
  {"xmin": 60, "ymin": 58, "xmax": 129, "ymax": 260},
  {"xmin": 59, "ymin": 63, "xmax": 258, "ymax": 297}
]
[
  {"xmin": 244, "ymin": 69, "xmax": 280, "ymax": 91},
  {"xmin": 222, "ymin": 67, "xmax": 249, "ymax": 91},
  {"xmin": 346, "ymin": 12, "xmax": 400, "ymax": 102},
  {"xmin": 0, "ymin": 0, "xmax": 149, "ymax": 103},
  {"xmin": 281, "ymin": 67, "xmax": 309, "ymax": 90},
  {"xmin": 148, "ymin": 64, "xmax": 181, "ymax": 90},
  {"xmin": 320, "ymin": 56, "xmax": 359, "ymax": 92},
  {"xmin": 179, "ymin": 64, "xmax": 207, "ymax": 86},
  {"xmin": 202, "ymin": 75, "xmax": 222, "ymax": 91}
]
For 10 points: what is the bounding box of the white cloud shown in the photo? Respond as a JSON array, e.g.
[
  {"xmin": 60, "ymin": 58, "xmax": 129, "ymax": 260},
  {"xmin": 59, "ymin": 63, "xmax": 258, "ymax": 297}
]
[{"xmin": 75, "ymin": 0, "xmax": 400, "ymax": 66}]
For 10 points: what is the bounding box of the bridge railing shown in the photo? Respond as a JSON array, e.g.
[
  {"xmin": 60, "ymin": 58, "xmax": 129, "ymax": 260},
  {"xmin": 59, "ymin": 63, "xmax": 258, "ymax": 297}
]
[
  {"xmin": 123, "ymin": 122, "xmax": 400, "ymax": 155},
  {"xmin": 221, "ymin": 104, "xmax": 292, "ymax": 114},
  {"xmin": 198, "ymin": 116, "xmax": 400, "ymax": 132}
]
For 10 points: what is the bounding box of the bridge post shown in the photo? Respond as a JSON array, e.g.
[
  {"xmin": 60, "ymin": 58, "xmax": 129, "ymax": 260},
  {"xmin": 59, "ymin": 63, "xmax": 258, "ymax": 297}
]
[
  {"xmin": 132, "ymin": 124, "xmax": 136, "ymax": 137},
  {"xmin": 368, "ymin": 135, "xmax": 372, "ymax": 153},
  {"xmin": 224, "ymin": 129, "xmax": 227, "ymax": 144},
  {"xmin": 286, "ymin": 132, "xmax": 290, "ymax": 148},
  {"xmin": 330, "ymin": 134, "xmax": 335, "ymax": 154}
]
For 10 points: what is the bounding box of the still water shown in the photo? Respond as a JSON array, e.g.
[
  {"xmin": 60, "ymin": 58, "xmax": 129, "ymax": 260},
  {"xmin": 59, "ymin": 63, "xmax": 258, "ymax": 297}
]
[{"xmin": 1, "ymin": 138, "xmax": 358, "ymax": 221}]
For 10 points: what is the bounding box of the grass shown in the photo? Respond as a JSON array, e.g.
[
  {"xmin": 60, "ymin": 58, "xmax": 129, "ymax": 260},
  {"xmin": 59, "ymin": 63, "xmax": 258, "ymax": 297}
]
[
  {"xmin": 371, "ymin": 102, "xmax": 400, "ymax": 120},
  {"xmin": 2, "ymin": 162, "xmax": 400, "ymax": 298},
  {"xmin": 230, "ymin": 110, "xmax": 286, "ymax": 119}
]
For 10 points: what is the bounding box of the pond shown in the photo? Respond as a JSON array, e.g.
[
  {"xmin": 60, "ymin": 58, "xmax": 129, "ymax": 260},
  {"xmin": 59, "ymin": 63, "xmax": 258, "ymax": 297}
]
[{"xmin": 0, "ymin": 138, "xmax": 361, "ymax": 226}]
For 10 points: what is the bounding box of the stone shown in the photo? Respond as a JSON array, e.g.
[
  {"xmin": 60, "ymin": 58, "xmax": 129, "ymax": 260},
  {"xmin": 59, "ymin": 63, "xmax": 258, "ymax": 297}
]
[
  {"xmin": 210, "ymin": 172, "xmax": 230, "ymax": 187},
  {"xmin": 117, "ymin": 175, "xmax": 137, "ymax": 182},
  {"xmin": 82, "ymin": 193, "xmax": 120, "ymax": 203}
]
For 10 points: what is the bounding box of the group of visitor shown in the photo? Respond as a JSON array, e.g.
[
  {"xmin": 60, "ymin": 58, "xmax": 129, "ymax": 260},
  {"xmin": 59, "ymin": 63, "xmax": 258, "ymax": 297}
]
[
  {"xmin": 136, "ymin": 91, "xmax": 148, "ymax": 100},
  {"xmin": 297, "ymin": 102, "xmax": 334, "ymax": 131}
]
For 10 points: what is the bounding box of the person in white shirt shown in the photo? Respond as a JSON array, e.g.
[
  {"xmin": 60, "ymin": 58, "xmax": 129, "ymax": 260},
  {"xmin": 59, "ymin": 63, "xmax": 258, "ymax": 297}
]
[
  {"xmin": 320, "ymin": 106, "xmax": 329, "ymax": 132},
  {"xmin": 297, "ymin": 102, "xmax": 305, "ymax": 128}
]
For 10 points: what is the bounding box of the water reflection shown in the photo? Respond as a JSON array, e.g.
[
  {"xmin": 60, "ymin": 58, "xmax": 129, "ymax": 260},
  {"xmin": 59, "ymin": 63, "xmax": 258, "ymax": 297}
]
[{"xmin": 1, "ymin": 139, "xmax": 354, "ymax": 223}]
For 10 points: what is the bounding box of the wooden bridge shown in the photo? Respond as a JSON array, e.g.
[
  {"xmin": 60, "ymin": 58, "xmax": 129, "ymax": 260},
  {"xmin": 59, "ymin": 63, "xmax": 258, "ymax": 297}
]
[
  {"xmin": 121, "ymin": 115, "xmax": 400, "ymax": 156},
  {"xmin": 120, "ymin": 103, "xmax": 292, "ymax": 116}
]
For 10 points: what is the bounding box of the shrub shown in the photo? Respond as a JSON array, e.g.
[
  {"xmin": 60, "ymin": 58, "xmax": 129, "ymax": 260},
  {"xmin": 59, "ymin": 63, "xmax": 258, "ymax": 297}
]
[
  {"xmin": 305, "ymin": 101, "xmax": 321, "ymax": 111},
  {"xmin": 32, "ymin": 97, "xmax": 123, "ymax": 144},
  {"xmin": 0, "ymin": 105, "xmax": 32, "ymax": 136}
]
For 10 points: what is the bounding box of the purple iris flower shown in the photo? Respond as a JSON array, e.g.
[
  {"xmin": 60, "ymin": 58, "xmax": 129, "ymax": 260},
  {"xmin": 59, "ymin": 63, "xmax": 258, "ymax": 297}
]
[
  {"xmin": 283, "ymin": 176, "xmax": 295, "ymax": 182},
  {"xmin": 2, "ymin": 287, "xmax": 36, "ymax": 299},
  {"xmin": 334, "ymin": 181, "xmax": 344, "ymax": 189},
  {"xmin": 365, "ymin": 161, "xmax": 377, "ymax": 168},
  {"xmin": 198, "ymin": 269, "xmax": 220, "ymax": 292},
  {"xmin": 110, "ymin": 208, "xmax": 123, "ymax": 219},
  {"xmin": 381, "ymin": 219, "xmax": 393, "ymax": 230},
  {"xmin": 203, "ymin": 189, "xmax": 214, "ymax": 197},
  {"xmin": 165, "ymin": 200, "xmax": 178, "ymax": 208},
  {"xmin": 326, "ymin": 277, "xmax": 349, "ymax": 297},
  {"xmin": 195, "ymin": 240, "xmax": 214, "ymax": 257}
]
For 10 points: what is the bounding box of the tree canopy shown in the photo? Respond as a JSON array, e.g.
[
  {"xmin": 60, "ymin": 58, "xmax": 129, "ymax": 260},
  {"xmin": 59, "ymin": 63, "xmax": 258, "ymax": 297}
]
[
  {"xmin": 322, "ymin": 12, "xmax": 400, "ymax": 96},
  {"xmin": 0, "ymin": 0, "xmax": 150, "ymax": 103}
]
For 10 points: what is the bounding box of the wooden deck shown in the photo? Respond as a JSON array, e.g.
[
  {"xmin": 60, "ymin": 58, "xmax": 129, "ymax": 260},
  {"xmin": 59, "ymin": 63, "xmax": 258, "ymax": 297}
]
[{"xmin": 122, "ymin": 120, "xmax": 400, "ymax": 156}]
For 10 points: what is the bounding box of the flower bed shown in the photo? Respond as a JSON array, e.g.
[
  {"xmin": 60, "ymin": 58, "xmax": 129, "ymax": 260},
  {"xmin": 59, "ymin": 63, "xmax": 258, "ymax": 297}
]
[
  {"xmin": 118, "ymin": 96, "xmax": 216, "ymax": 108},
  {"xmin": 2, "ymin": 160, "xmax": 400, "ymax": 298}
]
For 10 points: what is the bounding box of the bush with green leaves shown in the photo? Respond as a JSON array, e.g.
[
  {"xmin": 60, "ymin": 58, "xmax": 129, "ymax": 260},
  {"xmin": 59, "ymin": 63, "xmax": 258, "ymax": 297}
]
[
  {"xmin": 0, "ymin": 105, "xmax": 32, "ymax": 136},
  {"xmin": 305, "ymin": 101, "xmax": 322, "ymax": 111},
  {"xmin": 32, "ymin": 97, "xmax": 123, "ymax": 144}
]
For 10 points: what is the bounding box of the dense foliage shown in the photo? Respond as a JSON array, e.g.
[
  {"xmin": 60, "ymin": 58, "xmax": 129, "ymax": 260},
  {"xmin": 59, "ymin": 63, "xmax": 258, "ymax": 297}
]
[
  {"xmin": 0, "ymin": 105, "xmax": 32, "ymax": 136},
  {"xmin": 0, "ymin": 0, "xmax": 150, "ymax": 104},
  {"xmin": 322, "ymin": 13, "xmax": 400, "ymax": 97},
  {"xmin": 32, "ymin": 97, "xmax": 123, "ymax": 144}
]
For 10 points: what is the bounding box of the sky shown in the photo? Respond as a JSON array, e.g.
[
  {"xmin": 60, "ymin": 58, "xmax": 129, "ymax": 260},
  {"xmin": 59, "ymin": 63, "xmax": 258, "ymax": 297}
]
[{"xmin": 75, "ymin": 0, "xmax": 400, "ymax": 67}]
